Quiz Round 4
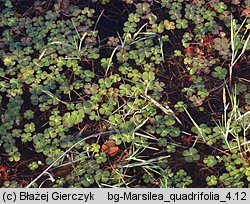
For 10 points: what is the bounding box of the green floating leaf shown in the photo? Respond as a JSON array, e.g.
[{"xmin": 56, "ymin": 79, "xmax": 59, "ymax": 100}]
[{"xmin": 183, "ymin": 147, "xmax": 200, "ymax": 162}]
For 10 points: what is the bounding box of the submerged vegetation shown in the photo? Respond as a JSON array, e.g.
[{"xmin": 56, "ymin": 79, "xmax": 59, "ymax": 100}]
[{"xmin": 0, "ymin": 0, "xmax": 249, "ymax": 188}]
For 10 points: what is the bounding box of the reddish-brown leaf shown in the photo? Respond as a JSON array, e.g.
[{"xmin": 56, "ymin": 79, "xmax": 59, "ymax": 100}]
[
  {"xmin": 101, "ymin": 140, "xmax": 119, "ymax": 156},
  {"xmin": 203, "ymin": 35, "xmax": 214, "ymax": 46},
  {"xmin": 242, "ymin": 7, "xmax": 250, "ymax": 18}
]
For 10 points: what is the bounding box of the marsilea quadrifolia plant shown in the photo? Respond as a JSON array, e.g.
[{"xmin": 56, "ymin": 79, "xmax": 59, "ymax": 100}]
[{"xmin": 0, "ymin": 0, "xmax": 249, "ymax": 187}]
